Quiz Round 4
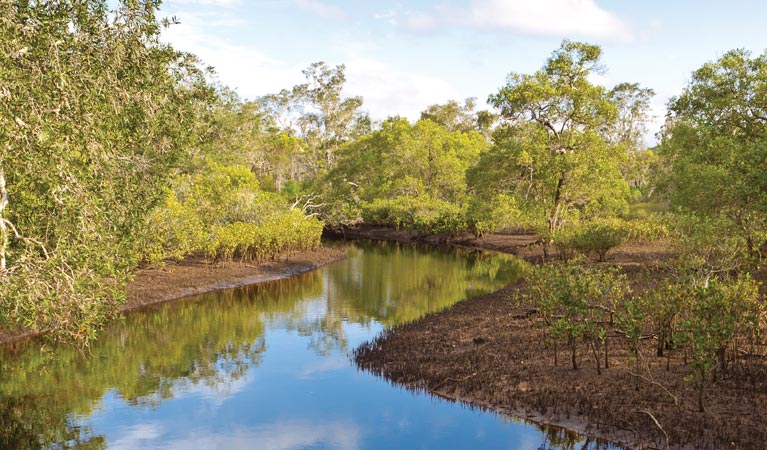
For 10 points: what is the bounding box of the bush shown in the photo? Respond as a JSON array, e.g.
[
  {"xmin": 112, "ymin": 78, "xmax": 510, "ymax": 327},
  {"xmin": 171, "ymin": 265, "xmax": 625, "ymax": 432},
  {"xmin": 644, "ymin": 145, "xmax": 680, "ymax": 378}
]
[
  {"xmin": 139, "ymin": 193, "xmax": 207, "ymax": 267},
  {"xmin": 142, "ymin": 164, "xmax": 324, "ymax": 265},
  {"xmin": 361, "ymin": 195, "xmax": 466, "ymax": 236},
  {"xmin": 466, "ymin": 194, "xmax": 542, "ymax": 237},
  {"xmin": 570, "ymin": 222, "xmax": 627, "ymax": 262},
  {"xmin": 523, "ymin": 262, "xmax": 628, "ymax": 371},
  {"xmin": 678, "ymin": 275, "xmax": 762, "ymax": 412},
  {"xmin": 204, "ymin": 211, "xmax": 323, "ymax": 262},
  {"xmin": 552, "ymin": 228, "xmax": 577, "ymax": 262}
]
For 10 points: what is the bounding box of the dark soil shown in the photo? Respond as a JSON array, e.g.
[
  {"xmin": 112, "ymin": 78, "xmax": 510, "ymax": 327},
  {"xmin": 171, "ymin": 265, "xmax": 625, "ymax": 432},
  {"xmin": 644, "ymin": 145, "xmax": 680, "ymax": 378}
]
[
  {"xmin": 0, "ymin": 247, "xmax": 346, "ymax": 345},
  {"xmin": 125, "ymin": 247, "xmax": 345, "ymax": 311},
  {"xmin": 349, "ymin": 226, "xmax": 767, "ymax": 450}
]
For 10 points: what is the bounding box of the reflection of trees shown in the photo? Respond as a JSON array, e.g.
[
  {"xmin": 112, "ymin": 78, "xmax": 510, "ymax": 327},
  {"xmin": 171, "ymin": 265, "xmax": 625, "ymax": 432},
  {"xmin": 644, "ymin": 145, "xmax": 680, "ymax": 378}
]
[
  {"xmin": 0, "ymin": 395, "xmax": 104, "ymax": 450},
  {"xmin": 226, "ymin": 272, "xmax": 344, "ymax": 355},
  {"xmin": 0, "ymin": 241, "xmax": 526, "ymax": 450},
  {"xmin": 535, "ymin": 423, "xmax": 615, "ymax": 450},
  {"xmin": 0, "ymin": 270, "xmax": 324, "ymax": 450},
  {"xmin": 325, "ymin": 241, "xmax": 525, "ymax": 326}
]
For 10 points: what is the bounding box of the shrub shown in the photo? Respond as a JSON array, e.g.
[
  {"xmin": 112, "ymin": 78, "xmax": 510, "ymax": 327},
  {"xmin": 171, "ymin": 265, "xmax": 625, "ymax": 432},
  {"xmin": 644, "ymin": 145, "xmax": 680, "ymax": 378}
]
[
  {"xmin": 678, "ymin": 276, "xmax": 762, "ymax": 412},
  {"xmin": 570, "ymin": 222, "xmax": 627, "ymax": 262},
  {"xmin": 361, "ymin": 195, "xmax": 466, "ymax": 236},
  {"xmin": 143, "ymin": 164, "xmax": 323, "ymax": 265},
  {"xmin": 524, "ymin": 262, "xmax": 628, "ymax": 372},
  {"xmin": 139, "ymin": 193, "xmax": 206, "ymax": 267}
]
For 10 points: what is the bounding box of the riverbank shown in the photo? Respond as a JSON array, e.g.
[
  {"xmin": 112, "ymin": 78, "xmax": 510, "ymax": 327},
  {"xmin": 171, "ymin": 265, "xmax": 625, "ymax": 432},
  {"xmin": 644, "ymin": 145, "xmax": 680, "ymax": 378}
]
[
  {"xmin": 348, "ymin": 226, "xmax": 767, "ymax": 450},
  {"xmin": 125, "ymin": 247, "xmax": 346, "ymax": 311},
  {"xmin": 0, "ymin": 247, "xmax": 346, "ymax": 346},
  {"xmin": 329, "ymin": 224, "xmax": 676, "ymax": 267}
]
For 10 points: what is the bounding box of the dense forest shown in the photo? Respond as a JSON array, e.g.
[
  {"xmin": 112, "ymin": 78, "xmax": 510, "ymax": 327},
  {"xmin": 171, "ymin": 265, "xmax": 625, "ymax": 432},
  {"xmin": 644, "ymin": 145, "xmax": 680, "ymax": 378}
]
[{"xmin": 2, "ymin": 0, "xmax": 767, "ymax": 415}]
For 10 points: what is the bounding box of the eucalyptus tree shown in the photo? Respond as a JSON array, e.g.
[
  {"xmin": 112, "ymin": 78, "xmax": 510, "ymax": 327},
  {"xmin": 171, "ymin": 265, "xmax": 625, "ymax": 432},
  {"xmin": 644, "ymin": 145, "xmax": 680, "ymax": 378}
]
[
  {"xmin": 259, "ymin": 62, "xmax": 368, "ymax": 178},
  {"xmin": 606, "ymin": 83, "xmax": 657, "ymax": 197}
]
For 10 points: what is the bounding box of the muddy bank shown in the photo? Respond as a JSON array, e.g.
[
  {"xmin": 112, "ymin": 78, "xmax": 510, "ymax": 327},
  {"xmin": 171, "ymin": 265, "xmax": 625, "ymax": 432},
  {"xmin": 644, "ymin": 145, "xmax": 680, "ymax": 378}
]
[
  {"xmin": 354, "ymin": 250, "xmax": 767, "ymax": 450},
  {"xmin": 327, "ymin": 225, "xmax": 541, "ymax": 258},
  {"xmin": 125, "ymin": 247, "xmax": 345, "ymax": 311},
  {"xmin": 0, "ymin": 247, "xmax": 346, "ymax": 346},
  {"xmin": 327, "ymin": 224, "xmax": 676, "ymax": 266}
]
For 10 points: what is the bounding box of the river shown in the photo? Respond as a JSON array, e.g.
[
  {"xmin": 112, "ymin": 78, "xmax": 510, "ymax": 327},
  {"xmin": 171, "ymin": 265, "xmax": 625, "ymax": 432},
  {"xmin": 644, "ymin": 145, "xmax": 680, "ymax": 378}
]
[{"xmin": 0, "ymin": 240, "xmax": 614, "ymax": 449}]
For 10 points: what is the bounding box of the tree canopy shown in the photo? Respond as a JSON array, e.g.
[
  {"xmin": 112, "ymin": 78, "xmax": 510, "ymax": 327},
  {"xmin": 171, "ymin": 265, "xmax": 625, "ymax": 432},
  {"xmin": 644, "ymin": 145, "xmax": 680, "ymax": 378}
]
[
  {"xmin": 659, "ymin": 49, "xmax": 767, "ymax": 259},
  {"xmin": 475, "ymin": 41, "xmax": 646, "ymax": 236}
]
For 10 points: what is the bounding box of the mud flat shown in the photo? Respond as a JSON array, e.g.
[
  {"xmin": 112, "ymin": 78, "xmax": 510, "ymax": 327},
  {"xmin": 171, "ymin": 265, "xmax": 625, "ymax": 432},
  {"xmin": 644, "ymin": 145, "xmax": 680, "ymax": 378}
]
[{"xmin": 350, "ymin": 228, "xmax": 767, "ymax": 450}]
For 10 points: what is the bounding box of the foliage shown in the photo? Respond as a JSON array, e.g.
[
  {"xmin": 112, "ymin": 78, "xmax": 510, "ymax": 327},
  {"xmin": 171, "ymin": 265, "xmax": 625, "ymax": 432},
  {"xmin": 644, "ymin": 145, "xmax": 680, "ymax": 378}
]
[
  {"xmin": 466, "ymin": 193, "xmax": 543, "ymax": 237},
  {"xmin": 140, "ymin": 164, "xmax": 323, "ymax": 265},
  {"xmin": 361, "ymin": 195, "xmax": 466, "ymax": 235},
  {"xmin": 641, "ymin": 277, "xmax": 691, "ymax": 358},
  {"xmin": 140, "ymin": 192, "xmax": 207, "ymax": 267},
  {"xmin": 323, "ymin": 117, "xmax": 487, "ymax": 231},
  {"xmin": 0, "ymin": 0, "xmax": 211, "ymax": 344},
  {"xmin": 569, "ymin": 222, "xmax": 628, "ymax": 262},
  {"xmin": 420, "ymin": 97, "xmax": 496, "ymax": 137},
  {"xmin": 551, "ymin": 217, "xmax": 667, "ymax": 262},
  {"xmin": 524, "ymin": 262, "xmax": 628, "ymax": 371},
  {"xmin": 481, "ymin": 40, "xmax": 641, "ymax": 235},
  {"xmin": 678, "ymin": 276, "xmax": 762, "ymax": 412},
  {"xmin": 658, "ymin": 49, "xmax": 767, "ymax": 260},
  {"xmin": 662, "ymin": 212, "xmax": 753, "ymax": 276},
  {"xmin": 258, "ymin": 62, "xmax": 369, "ymax": 179}
]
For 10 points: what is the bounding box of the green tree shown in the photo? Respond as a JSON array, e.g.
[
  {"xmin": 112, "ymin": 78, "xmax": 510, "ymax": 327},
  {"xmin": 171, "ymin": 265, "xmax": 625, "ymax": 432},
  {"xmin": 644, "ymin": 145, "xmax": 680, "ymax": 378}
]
[
  {"xmin": 420, "ymin": 97, "xmax": 496, "ymax": 134},
  {"xmin": 679, "ymin": 276, "xmax": 762, "ymax": 412},
  {"xmin": 257, "ymin": 62, "xmax": 369, "ymax": 181},
  {"xmin": 658, "ymin": 49, "xmax": 767, "ymax": 261},
  {"xmin": 294, "ymin": 62, "xmax": 367, "ymax": 173},
  {"xmin": 0, "ymin": 0, "xmax": 211, "ymax": 344},
  {"xmin": 527, "ymin": 262, "xmax": 628, "ymax": 372},
  {"xmin": 478, "ymin": 41, "xmax": 645, "ymax": 238},
  {"xmin": 323, "ymin": 118, "xmax": 487, "ymax": 232}
]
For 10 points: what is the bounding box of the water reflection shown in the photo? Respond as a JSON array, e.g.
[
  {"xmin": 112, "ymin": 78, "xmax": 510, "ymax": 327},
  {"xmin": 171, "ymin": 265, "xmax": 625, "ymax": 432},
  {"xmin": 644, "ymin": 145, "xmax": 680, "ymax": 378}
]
[{"xmin": 0, "ymin": 240, "xmax": 613, "ymax": 449}]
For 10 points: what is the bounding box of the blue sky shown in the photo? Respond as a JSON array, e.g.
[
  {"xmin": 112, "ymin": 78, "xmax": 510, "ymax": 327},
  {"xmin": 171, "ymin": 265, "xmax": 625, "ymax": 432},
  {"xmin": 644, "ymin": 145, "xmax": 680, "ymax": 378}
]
[{"xmin": 159, "ymin": 0, "xmax": 767, "ymax": 140}]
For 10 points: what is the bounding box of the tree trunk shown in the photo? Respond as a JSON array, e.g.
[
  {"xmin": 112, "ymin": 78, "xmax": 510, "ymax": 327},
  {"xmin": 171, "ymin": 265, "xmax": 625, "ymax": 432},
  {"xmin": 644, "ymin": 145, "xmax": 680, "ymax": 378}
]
[
  {"xmin": 569, "ymin": 334, "xmax": 578, "ymax": 370},
  {"xmin": 547, "ymin": 175, "xmax": 566, "ymax": 234},
  {"xmin": 0, "ymin": 166, "xmax": 8, "ymax": 271},
  {"xmin": 590, "ymin": 340, "xmax": 602, "ymax": 375}
]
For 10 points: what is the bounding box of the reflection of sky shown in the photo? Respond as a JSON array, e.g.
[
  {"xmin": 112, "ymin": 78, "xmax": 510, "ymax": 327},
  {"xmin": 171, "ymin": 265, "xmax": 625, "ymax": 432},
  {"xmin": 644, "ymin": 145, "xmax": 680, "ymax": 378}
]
[
  {"xmin": 87, "ymin": 327, "xmax": 558, "ymax": 450},
  {"xmin": 110, "ymin": 420, "xmax": 362, "ymax": 450},
  {"xmin": 76, "ymin": 245, "xmax": 609, "ymax": 450}
]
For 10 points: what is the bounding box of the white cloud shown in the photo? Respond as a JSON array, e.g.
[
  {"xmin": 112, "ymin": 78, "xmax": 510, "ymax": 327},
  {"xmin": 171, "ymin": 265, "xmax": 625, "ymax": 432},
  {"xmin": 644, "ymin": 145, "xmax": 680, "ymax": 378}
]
[
  {"xmin": 469, "ymin": 0, "xmax": 632, "ymax": 40},
  {"xmin": 161, "ymin": 4, "xmax": 461, "ymax": 119},
  {"xmin": 345, "ymin": 58, "xmax": 462, "ymax": 121},
  {"xmin": 158, "ymin": 420, "xmax": 362, "ymax": 450},
  {"xmin": 161, "ymin": 12, "xmax": 306, "ymax": 98},
  {"xmin": 110, "ymin": 423, "xmax": 164, "ymax": 450},
  {"xmin": 298, "ymin": 356, "xmax": 348, "ymax": 379},
  {"xmin": 394, "ymin": 0, "xmax": 634, "ymax": 41},
  {"xmin": 295, "ymin": 0, "xmax": 347, "ymax": 20}
]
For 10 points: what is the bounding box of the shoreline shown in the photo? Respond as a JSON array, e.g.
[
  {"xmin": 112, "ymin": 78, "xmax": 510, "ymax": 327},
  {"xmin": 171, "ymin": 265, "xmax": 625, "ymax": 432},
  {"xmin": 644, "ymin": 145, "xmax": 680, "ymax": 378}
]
[
  {"xmin": 124, "ymin": 247, "xmax": 346, "ymax": 312},
  {"xmin": 0, "ymin": 247, "xmax": 346, "ymax": 346},
  {"xmin": 348, "ymin": 226, "xmax": 766, "ymax": 450},
  {"xmin": 355, "ymin": 284, "xmax": 644, "ymax": 450}
]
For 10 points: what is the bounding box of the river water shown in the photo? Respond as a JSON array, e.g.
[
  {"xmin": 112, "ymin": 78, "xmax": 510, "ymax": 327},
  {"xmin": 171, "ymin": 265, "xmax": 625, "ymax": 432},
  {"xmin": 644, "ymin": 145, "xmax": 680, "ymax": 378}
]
[{"xmin": 0, "ymin": 240, "xmax": 614, "ymax": 449}]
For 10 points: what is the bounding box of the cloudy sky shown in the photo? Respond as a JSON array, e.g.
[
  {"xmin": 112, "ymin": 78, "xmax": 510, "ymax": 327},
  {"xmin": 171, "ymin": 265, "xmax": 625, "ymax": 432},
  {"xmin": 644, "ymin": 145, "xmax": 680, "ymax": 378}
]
[{"xmin": 159, "ymin": 0, "xmax": 767, "ymax": 139}]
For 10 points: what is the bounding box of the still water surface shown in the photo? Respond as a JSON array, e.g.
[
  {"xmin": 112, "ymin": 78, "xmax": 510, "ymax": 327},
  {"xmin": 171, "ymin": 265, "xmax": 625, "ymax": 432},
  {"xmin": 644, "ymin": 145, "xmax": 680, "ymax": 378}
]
[{"xmin": 0, "ymin": 241, "xmax": 614, "ymax": 449}]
